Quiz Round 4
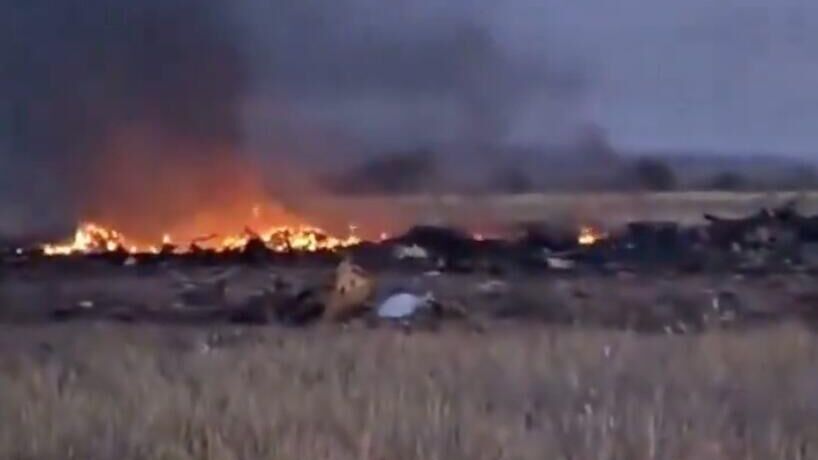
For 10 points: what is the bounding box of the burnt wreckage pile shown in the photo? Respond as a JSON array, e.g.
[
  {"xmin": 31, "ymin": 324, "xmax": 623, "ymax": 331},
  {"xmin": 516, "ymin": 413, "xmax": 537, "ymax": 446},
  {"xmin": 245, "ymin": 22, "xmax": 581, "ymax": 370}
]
[
  {"xmin": 6, "ymin": 203, "xmax": 818, "ymax": 333},
  {"xmin": 5, "ymin": 203, "xmax": 818, "ymax": 273},
  {"xmin": 357, "ymin": 203, "xmax": 818, "ymax": 273}
]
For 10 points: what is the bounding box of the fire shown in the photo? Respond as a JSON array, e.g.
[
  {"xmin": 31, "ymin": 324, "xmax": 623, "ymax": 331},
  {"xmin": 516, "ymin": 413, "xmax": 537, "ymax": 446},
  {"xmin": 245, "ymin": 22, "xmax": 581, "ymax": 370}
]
[
  {"xmin": 44, "ymin": 223, "xmax": 129, "ymax": 255},
  {"xmin": 43, "ymin": 221, "xmax": 362, "ymax": 256},
  {"xmin": 578, "ymin": 226, "xmax": 607, "ymax": 246}
]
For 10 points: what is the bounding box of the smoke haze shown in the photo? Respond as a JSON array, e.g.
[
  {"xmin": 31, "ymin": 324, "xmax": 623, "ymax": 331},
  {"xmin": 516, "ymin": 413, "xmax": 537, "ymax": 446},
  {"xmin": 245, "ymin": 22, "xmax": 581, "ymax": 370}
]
[{"xmin": 2, "ymin": 0, "xmax": 818, "ymax": 235}]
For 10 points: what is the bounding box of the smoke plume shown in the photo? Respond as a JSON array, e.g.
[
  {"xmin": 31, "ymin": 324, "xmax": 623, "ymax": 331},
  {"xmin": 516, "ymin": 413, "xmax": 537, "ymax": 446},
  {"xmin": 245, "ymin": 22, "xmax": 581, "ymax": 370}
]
[{"xmin": 1, "ymin": 0, "xmax": 588, "ymax": 236}]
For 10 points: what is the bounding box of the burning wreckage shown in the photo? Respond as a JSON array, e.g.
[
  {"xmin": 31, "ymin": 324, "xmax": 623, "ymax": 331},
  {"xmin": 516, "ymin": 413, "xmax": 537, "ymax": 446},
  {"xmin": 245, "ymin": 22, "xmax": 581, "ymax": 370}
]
[
  {"xmin": 5, "ymin": 201, "xmax": 818, "ymax": 332},
  {"xmin": 8, "ymin": 200, "xmax": 816, "ymax": 271}
]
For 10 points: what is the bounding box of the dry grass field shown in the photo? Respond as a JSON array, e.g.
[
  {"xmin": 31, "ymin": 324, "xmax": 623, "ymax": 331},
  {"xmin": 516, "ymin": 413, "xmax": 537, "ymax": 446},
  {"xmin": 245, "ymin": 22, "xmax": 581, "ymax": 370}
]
[
  {"xmin": 4, "ymin": 191, "xmax": 818, "ymax": 460},
  {"xmin": 300, "ymin": 191, "xmax": 818, "ymax": 236},
  {"xmin": 2, "ymin": 323, "xmax": 818, "ymax": 460}
]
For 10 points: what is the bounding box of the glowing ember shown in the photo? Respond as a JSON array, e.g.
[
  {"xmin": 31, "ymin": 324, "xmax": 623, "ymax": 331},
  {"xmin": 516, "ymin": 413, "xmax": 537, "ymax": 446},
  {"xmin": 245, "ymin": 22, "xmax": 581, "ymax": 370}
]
[
  {"xmin": 578, "ymin": 226, "xmax": 607, "ymax": 246},
  {"xmin": 43, "ymin": 221, "xmax": 362, "ymax": 256}
]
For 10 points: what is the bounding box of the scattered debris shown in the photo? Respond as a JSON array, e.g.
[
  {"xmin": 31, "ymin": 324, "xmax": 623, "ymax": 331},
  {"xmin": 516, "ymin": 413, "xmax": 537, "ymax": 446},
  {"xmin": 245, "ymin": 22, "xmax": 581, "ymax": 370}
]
[
  {"xmin": 77, "ymin": 300, "xmax": 94, "ymax": 309},
  {"xmin": 377, "ymin": 292, "xmax": 434, "ymax": 319},
  {"xmin": 475, "ymin": 279, "xmax": 510, "ymax": 297},
  {"xmin": 392, "ymin": 225, "xmax": 477, "ymax": 270},
  {"xmin": 12, "ymin": 201, "xmax": 818, "ymax": 333},
  {"xmin": 546, "ymin": 257, "xmax": 576, "ymax": 271},
  {"xmin": 394, "ymin": 244, "xmax": 429, "ymax": 260},
  {"xmin": 169, "ymin": 268, "xmax": 238, "ymax": 307},
  {"xmin": 323, "ymin": 259, "xmax": 375, "ymax": 321}
]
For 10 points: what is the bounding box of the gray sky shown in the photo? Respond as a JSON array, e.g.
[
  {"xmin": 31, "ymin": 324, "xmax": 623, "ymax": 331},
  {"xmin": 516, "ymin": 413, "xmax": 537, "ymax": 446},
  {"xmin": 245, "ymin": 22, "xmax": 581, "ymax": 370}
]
[
  {"xmin": 227, "ymin": 0, "xmax": 818, "ymax": 156},
  {"xmin": 6, "ymin": 0, "xmax": 818, "ymax": 159},
  {"xmin": 492, "ymin": 0, "xmax": 818, "ymax": 155}
]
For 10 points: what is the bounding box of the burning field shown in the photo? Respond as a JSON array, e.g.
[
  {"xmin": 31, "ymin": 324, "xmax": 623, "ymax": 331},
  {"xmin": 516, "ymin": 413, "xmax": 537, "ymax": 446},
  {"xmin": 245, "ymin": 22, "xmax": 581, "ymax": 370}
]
[
  {"xmin": 41, "ymin": 219, "xmax": 361, "ymax": 256},
  {"xmin": 6, "ymin": 194, "xmax": 818, "ymax": 330},
  {"xmin": 9, "ymin": 0, "xmax": 818, "ymax": 455},
  {"xmin": 5, "ymin": 195, "xmax": 818, "ymax": 459}
]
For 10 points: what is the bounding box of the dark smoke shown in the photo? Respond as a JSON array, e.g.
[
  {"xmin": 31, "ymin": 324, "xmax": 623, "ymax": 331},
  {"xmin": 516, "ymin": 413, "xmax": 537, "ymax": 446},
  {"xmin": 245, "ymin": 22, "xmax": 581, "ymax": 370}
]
[
  {"xmin": 2, "ymin": 0, "xmax": 246, "ymax": 235},
  {"xmin": 238, "ymin": 0, "xmax": 587, "ymax": 159},
  {"xmin": 1, "ymin": 0, "xmax": 588, "ymax": 236}
]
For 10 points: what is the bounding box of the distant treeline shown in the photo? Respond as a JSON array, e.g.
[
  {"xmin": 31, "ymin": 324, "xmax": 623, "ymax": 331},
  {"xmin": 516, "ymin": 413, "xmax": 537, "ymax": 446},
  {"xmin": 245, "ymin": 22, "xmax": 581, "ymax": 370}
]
[{"xmin": 327, "ymin": 149, "xmax": 818, "ymax": 195}]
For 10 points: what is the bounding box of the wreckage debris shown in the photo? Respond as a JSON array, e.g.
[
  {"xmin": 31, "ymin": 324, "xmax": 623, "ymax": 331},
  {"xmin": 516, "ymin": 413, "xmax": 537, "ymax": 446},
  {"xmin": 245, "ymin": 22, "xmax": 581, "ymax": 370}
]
[
  {"xmin": 14, "ymin": 201, "xmax": 818, "ymax": 333},
  {"xmin": 377, "ymin": 292, "xmax": 434, "ymax": 319},
  {"xmin": 169, "ymin": 267, "xmax": 237, "ymax": 308},
  {"xmin": 475, "ymin": 280, "xmax": 510, "ymax": 297},
  {"xmin": 18, "ymin": 201, "xmax": 818, "ymax": 275},
  {"xmin": 16, "ymin": 254, "xmax": 818, "ymax": 333},
  {"xmin": 323, "ymin": 259, "xmax": 376, "ymax": 321},
  {"xmin": 390, "ymin": 225, "xmax": 480, "ymax": 271},
  {"xmin": 393, "ymin": 244, "xmax": 429, "ymax": 260}
]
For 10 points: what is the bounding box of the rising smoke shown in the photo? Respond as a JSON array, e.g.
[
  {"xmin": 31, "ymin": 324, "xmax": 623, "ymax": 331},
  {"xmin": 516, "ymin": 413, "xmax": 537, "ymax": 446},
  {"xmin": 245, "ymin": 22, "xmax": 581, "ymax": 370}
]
[
  {"xmin": 0, "ymin": 0, "xmax": 588, "ymax": 237},
  {"xmin": 2, "ymin": 0, "xmax": 246, "ymax": 236}
]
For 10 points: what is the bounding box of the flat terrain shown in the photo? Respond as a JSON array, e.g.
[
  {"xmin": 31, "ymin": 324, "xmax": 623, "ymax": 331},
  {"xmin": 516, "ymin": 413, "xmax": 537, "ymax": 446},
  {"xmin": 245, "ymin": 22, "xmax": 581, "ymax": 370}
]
[
  {"xmin": 2, "ymin": 323, "xmax": 817, "ymax": 459},
  {"xmin": 1, "ymin": 261, "xmax": 818, "ymax": 459},
  {"xmin": 307, "ymin": 191, "xmax": 818, "ymax": 235},
  {"xmin": 4, "ymin": 191, "xmax": 818, "ymax": 459}
]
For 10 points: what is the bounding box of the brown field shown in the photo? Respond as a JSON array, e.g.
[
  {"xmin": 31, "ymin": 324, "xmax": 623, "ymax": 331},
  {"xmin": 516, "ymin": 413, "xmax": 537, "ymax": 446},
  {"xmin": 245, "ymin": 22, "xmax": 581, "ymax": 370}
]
[
  {"xmin": 2, "ymin": 323, "xmax": 818, "ymax": 459},
  {"xmin": 4, "ymin": 191, "xmax": 818, "ymax": 459},
  {"xmin": 1, "ymin": 263, "xmax": 818, "ymax": 459},
  {"xmin": 303, "ymin": 191, "xmax": 818, "ymax": 235}
]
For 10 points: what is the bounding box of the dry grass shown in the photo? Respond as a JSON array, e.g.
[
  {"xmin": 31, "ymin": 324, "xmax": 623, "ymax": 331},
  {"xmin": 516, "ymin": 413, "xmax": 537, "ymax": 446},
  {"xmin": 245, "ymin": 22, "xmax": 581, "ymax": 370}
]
[
  {"xmin": 2, "ymin": 323, "xmax": 818, "ymax": 459},
  {"xmin": 303, "ymin": 191, "xmax": 818, "ymax": 233}
]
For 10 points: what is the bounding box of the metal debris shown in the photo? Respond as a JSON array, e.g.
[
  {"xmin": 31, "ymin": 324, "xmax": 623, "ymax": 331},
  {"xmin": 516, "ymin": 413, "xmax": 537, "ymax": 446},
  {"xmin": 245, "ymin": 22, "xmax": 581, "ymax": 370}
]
[
  {"xmin": 394, "ymin": 244, "xmax": 429, "ymax": 260},
  {"xmin": 324, "ymin": 259, "xmax": 375, "ymax": 321},
  {"xmin": 377, "ymin": 292, "xmax": 434, "ymax": 319}
]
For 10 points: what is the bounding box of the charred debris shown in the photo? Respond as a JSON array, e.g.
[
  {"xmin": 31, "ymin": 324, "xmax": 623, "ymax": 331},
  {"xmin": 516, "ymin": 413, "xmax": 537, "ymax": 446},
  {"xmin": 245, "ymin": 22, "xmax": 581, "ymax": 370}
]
[
  {"xmin": 7, "ymin": 201, "xmax": 818, "ymax": 275},
  {"xmin": 9, "ymin": 202, "xmax": 818, "ymax": 334}
]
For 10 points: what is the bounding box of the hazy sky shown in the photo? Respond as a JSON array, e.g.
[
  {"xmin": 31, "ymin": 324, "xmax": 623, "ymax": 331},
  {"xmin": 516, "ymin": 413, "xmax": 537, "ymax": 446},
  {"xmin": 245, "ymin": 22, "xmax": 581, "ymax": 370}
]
[
  {"xmin": 5, "ymin": 0, "xmax": 818, "ymax": 159},
  {"xmin": 2, "ymin": 0, "xmax": 818, "ymax": 233},
  {"xmin": 492, "ymin": 0, "xmax": 818, "ymax": 155},
  {"xmin": 231, "ymin": 0, "xmax": 818, "ymax": 156}
]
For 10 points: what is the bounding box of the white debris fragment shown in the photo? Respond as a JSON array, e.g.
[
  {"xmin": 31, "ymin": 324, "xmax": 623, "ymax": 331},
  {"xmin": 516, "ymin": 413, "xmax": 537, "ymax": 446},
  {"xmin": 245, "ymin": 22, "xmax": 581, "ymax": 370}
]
[
  {"xmin": 547, "ymin": 257, "xmax": 576, "ymax": 270},
  {"xmin": 377, "ymin": 292, "xmax": 434, "ymax": 319},
  {"xmin": 77, "ymin": 300, "xmax": 94, "ymax": 309},
  {"xmin": 123, "ymin": 256, "xmax": 138, "ymax": 266},
  {"xmin": 394, "ymin": 244, "xmax": 429, "ymax": 260},
  {"xmin": 476, "ymin": 279, "xmax": 509, "ymax": 296}
]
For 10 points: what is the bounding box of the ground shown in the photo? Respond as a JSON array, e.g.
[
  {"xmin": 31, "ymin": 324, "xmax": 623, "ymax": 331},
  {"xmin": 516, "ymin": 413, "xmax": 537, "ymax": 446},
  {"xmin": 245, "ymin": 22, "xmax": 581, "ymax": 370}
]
[
  {"xmin": 1, "ymin": 323, "xmax": 817, "ymax": 459},
  {"xmin": 312, "ymin": 190, "xmax": 818, "ymax": 235},
  {"xmin": 4, "ymin": 191, "xmax": 818, "ymax": 459},
  {"xmin": 2, "ymin": 262, "xmax": 818, "ymax": 459}
]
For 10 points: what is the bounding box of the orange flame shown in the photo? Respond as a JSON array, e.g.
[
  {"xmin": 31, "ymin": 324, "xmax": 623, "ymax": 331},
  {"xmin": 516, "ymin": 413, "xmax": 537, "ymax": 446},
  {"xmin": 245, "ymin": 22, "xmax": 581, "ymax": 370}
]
[
  {"xmin": 43, "ymin": 221, "xmax": 362, "ymax": 256},
  {"xmin": 578, "ymin": 226, "xmax": 607, "ymax": 246}
]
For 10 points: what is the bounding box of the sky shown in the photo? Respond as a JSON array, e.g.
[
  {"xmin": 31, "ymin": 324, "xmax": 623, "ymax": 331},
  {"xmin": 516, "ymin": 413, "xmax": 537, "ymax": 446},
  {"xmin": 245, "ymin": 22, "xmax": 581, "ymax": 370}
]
[
  {"xmin": 231, "ymin": 0, "xmax": 818, "ymax": 156},
  {"xmin": 6, "ymin": 0, "xmax": 818, "ymax": 158},
  {"xmin": 492, "ymin": 0, "xmax": 818, "ymax": 155}
]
